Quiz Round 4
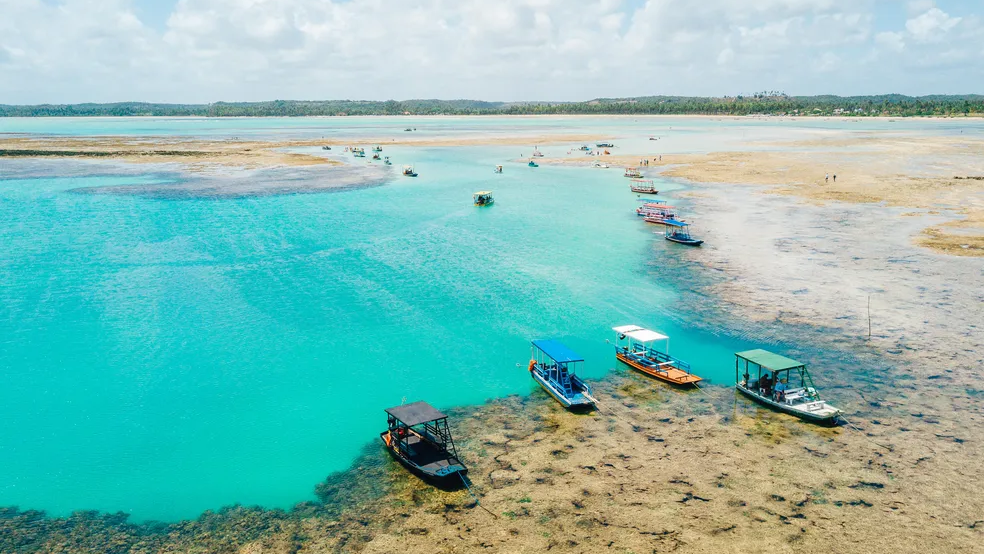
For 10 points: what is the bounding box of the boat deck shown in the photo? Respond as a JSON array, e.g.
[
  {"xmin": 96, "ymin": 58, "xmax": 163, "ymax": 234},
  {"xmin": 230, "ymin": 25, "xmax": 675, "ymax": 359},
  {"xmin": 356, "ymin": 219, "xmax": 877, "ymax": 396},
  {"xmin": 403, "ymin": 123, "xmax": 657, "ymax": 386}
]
[
  {"xmin": 402, "ymin": 435, "xmax": 462, "ymax": 472},
  {"xmin": 617, "ymin": 352, "xmax": 702, "ymax": 385}
]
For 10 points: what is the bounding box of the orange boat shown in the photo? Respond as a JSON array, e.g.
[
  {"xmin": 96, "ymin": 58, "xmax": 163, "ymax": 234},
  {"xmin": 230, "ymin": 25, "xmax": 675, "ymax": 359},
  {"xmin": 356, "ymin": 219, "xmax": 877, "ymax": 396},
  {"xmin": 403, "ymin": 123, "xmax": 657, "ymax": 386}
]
[{"xmin": 612, "ymin": 325, "xmax": 702, "ymax": 386}]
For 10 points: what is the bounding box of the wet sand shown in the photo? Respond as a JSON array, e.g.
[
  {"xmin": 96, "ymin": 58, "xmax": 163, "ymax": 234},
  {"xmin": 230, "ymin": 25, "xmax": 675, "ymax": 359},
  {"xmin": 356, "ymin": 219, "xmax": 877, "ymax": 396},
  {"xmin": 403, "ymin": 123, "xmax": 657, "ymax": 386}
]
[{"xmin": 541, "ymin": 132, "xmax": 984, "ymax": 257}]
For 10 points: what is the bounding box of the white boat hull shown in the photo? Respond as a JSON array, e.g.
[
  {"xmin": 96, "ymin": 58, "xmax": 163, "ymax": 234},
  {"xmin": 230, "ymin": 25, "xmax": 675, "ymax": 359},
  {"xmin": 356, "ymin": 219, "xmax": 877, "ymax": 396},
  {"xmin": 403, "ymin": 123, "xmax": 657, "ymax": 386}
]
[{"xmin": 736, "ymin": 383, "xmax": 840, "ymax": 424}]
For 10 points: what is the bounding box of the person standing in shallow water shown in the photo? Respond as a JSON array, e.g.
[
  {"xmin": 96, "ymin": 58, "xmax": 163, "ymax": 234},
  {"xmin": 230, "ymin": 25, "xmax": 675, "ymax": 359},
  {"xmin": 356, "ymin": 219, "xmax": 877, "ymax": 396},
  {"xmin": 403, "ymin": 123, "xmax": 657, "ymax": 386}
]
[
  {"xmin": 833, "ymin": 174, "xmax": 837, "ymax": 182},
  {"xmin": 825, "ymin": 173, "xmax": 829, "ymax": 183}
]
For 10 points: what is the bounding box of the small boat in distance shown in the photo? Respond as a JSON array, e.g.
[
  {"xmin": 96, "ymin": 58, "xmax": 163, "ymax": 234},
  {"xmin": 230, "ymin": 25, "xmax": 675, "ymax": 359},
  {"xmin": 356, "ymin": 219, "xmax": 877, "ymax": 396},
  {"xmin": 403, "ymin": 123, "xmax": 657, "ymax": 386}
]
[
  {"xmin": 532, "ymin": 147, "xmax": 544, "ymax": 158},
  {"xmin": 663, "ymin": 219, "xmax": 704, "ymax": 246},
  {"xmin": 494, "ymin": 165, "xmax": 503, "ymax": 174},
  {"xmin": 578, "ymin": 145, "xmax": 591, "ymax": 151},
  {"xmin": 404, "ymin": 128, "xmax": 413, "ymax": 131},
  {"xmin": 624, "ymin": 167, "xmax": 643, "ymax": 178},
  {"xmin": 529, "ymin": 340, "xmax": 596, "ymax": 410},
  {"xmin": 735, "ymin": 349, "xmax": 841, "ymax": 424},
  {"xmin": 381, "ymin": 401, "xmax": 467, "ymax": 486},
  {"xmin": 353, "ymin": 148, "xmax": 366, "ymax": 158},
  {"xmin": 473, "ymin": 191, "xmax": 494, "ymax": 206},
  {"xmin": 593, "ymin": 162, "xmax": 610, "ymax": 169},
  {"xmin": 372, "ymin": 146, "xmax": 383, "ymax": 152},
  {"xmin": 528, "ymin": 159, "xmax": 539, "ymax": 167},
  {"xmin": 403, "ymin": 165, "xmax": 418, "ymax": 177},
  {"xmin": 383, "ymin": 156, "xmax": 392, "ymax": 165},
  {"xmin": 596, "ymin": 142, "xmax": 614, "ymax": 148},
  {"xmin": 630, "ymin": 179, "xmax": 658, "ymax": 194},
  {"xmin": 612, "ymin": 325, "xmax": 702, "ymax": 386},
  {"xmin": 372, "ymin": 153, "xmax": 381, "ymax": 160},
  {"xmin": 322, "ymin": 145, "xmax": 331, "ymax": 150}
]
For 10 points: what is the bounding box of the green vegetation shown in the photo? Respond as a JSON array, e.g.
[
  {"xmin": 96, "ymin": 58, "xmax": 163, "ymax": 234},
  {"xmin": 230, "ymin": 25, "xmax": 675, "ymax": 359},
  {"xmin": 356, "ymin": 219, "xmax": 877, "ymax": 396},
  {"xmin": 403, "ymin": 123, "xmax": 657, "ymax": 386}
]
[{"xmin": 2, "ymin": 94, "xmax": 983, "ymax": 117}]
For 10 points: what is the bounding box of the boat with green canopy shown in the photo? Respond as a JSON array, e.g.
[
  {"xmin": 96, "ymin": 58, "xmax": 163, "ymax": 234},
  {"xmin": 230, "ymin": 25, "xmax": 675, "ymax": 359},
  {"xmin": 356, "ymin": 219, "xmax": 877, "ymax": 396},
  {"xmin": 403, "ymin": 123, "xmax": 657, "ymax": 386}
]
[{"xmin": 735, "ymin": 349, "xmax": 841, "ymax": 424}]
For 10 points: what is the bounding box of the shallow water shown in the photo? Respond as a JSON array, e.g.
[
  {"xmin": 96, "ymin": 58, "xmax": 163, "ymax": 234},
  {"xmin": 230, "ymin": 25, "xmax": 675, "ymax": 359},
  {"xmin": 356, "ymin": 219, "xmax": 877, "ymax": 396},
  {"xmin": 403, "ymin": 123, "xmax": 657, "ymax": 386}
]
[{"xmin": 0, "ymin": 116, "xmax": 979, "ymax": 522}]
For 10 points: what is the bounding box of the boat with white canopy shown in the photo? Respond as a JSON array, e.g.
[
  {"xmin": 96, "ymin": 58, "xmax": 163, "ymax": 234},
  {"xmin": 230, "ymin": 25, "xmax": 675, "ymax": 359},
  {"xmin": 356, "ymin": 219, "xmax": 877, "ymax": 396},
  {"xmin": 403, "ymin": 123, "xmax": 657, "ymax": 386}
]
[{"xmin": 612, "ymin": 325, "xmax": 702, "ymax": 386}]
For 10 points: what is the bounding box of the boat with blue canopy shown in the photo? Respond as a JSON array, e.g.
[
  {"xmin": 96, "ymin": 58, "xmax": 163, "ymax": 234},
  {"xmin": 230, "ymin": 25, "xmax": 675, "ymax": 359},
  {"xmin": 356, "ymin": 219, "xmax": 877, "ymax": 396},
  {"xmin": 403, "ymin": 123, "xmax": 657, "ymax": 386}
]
[
  {"xmin": 612, "ymin": 325, "xmax": 702, "ymax": 386},
  {"xmin": 735, "ymin": 349, "xmax": 841, "ymax": 424},
  {"xmin": 528, "ymin": 340, "xmax": 596, "ymax": 410},
  {"xmin": 663, "ymin": 219, "xmax": 704, "ymax": 246}
]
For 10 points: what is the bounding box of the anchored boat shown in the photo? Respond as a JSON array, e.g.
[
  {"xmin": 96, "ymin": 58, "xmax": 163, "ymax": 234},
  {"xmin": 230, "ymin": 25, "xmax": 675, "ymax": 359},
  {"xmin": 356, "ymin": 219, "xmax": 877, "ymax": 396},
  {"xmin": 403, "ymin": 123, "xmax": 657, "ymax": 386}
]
[
  {"xmin": 528, "ymin": 159, "xmax": 539, "ymax": 167},
  {"xmin": 381, "ymin": 401, "xmax": 467, "ymax": 486},
  {"xmin": 372, "ymin": 146, "xmax": 383, "ymax": 152},
  {"xmin": 735, "ymin": 350, "xmax": 841, "ymax": 424},
  {"xmin": 529, "ymin": 340, "xmax": 596, "ymax": 410},
  {"xmin": 494, "ymin": 165, "xmax": 503, "ymax": 174},
  {"xmin": 663, "ymin": 219, "xmax": 703, "ymax": 246},
  {"xmin": 596, "ymin": 142, "xmax": 614, "ymax": 148},
  {"xmin": 630, "ymin": 179, "xmax": 658, "ymax": 194},
  {"xmin": 624, "ymin": 167, "xmax": 643, "ymax": 178},
  {"xmin": 402, "ymin": 165, "xmax": 418, "ymax": 177},
  {"xmin": 473, "ymin": 191, "xmax": 494, "ymax": 206},
  {"xmin": 383, "ymin": 156, "xmax": 392, "ymax": 165},
  {"xmin": 612, "ymin": 325, "xmax": 702, "ymax": 386}
]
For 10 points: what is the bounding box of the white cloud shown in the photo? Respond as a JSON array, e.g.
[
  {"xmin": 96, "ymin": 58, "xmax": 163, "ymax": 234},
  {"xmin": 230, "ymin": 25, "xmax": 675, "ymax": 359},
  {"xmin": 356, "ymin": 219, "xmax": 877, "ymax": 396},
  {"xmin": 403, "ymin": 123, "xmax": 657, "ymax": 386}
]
[
  {"xmin": 905, "ymin": 7, "xmax": 961, "ymax": 43},
  {"xmin": 0, "ymin": 0, "xmax": 981, "ymax": 103},
  {"xmin": 875, "ymin": 31, "xmax": 905, "ymax": 52}
]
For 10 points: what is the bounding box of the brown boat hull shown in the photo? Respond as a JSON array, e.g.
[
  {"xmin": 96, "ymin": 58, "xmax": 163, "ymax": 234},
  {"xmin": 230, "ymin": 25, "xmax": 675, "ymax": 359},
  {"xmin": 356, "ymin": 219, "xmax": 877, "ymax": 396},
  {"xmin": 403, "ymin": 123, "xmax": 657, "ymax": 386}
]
[{"xmin": 616, "ymin": 353, "xmax": 703, "ymax": 386}]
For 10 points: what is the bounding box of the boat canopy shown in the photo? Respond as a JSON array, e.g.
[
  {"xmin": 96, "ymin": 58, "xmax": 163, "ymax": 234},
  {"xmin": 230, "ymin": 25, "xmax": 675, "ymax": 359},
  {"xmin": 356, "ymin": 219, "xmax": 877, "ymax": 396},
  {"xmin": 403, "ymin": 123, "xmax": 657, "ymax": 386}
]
[
  {"xmin": 532, "ymin": 339, "xmax": 584, "ymax": 364},
  {"xmin": 735, "ymin": 349, "xmax": 805, "ymax": 372},
  {"xmin": 385, "ymin": 401, "xmax": 447, "ymax": 427},
  {"xmin": 662, "ymin": 219, "xmax": 689, "ymax": 228},
  {"xmin": 612, "ymin": 325, "xmax": 669, "ymax": 343},
  {"xmin": 474, "ymin": 191, "xmax": 492, "ymax": 196}
]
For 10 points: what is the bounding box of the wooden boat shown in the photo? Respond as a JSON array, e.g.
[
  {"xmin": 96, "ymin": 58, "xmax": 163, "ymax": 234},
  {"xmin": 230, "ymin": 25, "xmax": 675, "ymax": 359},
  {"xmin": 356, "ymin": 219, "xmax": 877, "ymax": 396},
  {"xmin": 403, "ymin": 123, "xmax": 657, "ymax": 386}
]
[
  {"xmin": 578, "ymin": 145, "xmax": 591, "ymax": 151},
  {"xmin": 592, "ymin": 162, "xmax": 609, "ymax": 169},
  {"xmin": 372, "ymin": 153, "xmax": 381, "ymax": 160},
  {"xmin": 630, "ymin": 179, "xmax": 658, "ymax": 194},
  {"xmin": 529, "ymin": 340, "xmax": 596, "ymax": 410},
  {"xmin": 612, "ymin": 325, "xmax": 702, "ymax": 386},
  {"xmin": 473, "ymin": 191, "xmax": 494, "ymax": 206},
  {"xmin": 624, "ymin": 167, "xmax": 643, "ymax": 178},
  {"xmin": 663, "ymin": 219, "xmax": 703, "ymax": 246},
  {"xmin": 381, "ymin": 401, "xmax": 467, "ymax": 486},
  {"xmin": 353, "ymin": 149, "xmax": 366, "ymax": 158},
  {"xmin": 372, "ymin": 146, "xmax": 383, "ymax": 152},
  {"xmin": 494, "ymin": 165, "xmax": 503, "ymax": 174},
  {"xmin": 735, "ymin": 350, "xmax": 841, "ymax": 424},
  {"xmin": 532, "ymin": 147, "xmax": 544, "ymax": 158},
  {"xmin": 383, "ymin": 156, "xmax": 392, "ymax": 165},
  {"xmin": 636, "ymin": 202, "xmax": 677, "ymax": 221},
  {"xmin": 528, "ymin": 160, "xmax": 538, "ymax": 167},
  {"xmin": 402, "ymin": 165, "xmax": 418, "ymax": 177},
  {"xmin": 596, "ymin": 142, "xmax": 614, "ymax": 148}
]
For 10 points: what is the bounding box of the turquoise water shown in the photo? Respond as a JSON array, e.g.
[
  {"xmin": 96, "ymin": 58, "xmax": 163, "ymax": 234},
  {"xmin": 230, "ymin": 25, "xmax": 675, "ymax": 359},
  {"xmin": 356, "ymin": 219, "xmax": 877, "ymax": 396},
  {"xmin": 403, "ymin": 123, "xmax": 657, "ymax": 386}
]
[{"xmin": 1, "ymin": 116, "xmax": 976, "ymax": 522}]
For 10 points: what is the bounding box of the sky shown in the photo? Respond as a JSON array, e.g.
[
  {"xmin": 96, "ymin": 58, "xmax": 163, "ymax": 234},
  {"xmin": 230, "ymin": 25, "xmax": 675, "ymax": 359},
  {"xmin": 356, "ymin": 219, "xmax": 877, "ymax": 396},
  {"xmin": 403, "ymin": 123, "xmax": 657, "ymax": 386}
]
[{"xmin": 0, "ymin": 0, "xmax": 982, "ymax": 104}]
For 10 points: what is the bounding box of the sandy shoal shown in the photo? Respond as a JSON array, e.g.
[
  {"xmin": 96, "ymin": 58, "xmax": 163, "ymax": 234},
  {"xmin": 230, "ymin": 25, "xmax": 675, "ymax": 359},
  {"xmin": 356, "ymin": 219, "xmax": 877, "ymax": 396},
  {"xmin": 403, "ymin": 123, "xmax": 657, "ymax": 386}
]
[
  {"xmin": 539, "ymin": 133, "xmax": 984, "ymax": 257},
  {"xmin": 0, "ymin": 133, "xmax": 597, "ymax": 170}
]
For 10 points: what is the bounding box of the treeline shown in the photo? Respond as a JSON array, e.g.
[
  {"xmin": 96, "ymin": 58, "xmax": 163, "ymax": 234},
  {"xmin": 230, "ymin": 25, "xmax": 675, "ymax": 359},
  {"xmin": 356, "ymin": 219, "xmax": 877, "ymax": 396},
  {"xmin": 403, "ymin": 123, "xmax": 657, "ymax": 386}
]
[{"xmin": 2, "ymin": 95, "xmax": 983, "ymax": 117}]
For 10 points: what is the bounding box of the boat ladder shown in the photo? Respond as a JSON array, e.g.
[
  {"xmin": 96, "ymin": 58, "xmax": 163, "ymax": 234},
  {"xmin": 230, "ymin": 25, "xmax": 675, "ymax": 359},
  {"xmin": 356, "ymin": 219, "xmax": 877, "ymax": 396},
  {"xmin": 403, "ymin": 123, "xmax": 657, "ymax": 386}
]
[{"xmin": 558, "ymin": 367, "xmax": 574, "ymax": 397}]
